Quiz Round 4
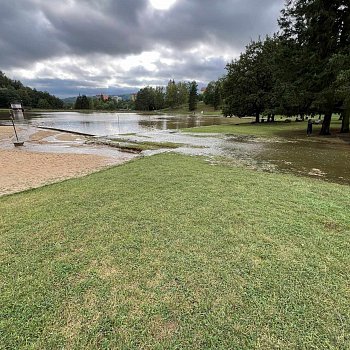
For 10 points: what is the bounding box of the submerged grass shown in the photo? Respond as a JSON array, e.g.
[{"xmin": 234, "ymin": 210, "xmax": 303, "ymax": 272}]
[
  {"xmin": 88, "ymin": 138, "xmax": 183, "ymax": 152},
  {"xmin": 1, "ymin": 154, "xmax": 350, "ymax": 349}
]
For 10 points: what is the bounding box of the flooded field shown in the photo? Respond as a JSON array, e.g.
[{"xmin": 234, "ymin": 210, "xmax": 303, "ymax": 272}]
[
  {"xmin": 0, "ymin": 111, "xmax": 234, "ymax": 135},
  {"xmin": 262, "ymin": 139, "xmax": 350, "ymax": 185},
  {"xmin": 1, "ymin": 111, "xmax": 349, "ymax": 185}
]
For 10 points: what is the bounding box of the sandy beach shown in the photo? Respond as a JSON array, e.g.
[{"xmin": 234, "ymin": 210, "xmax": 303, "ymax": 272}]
[{"xmin": 0, "ymin": 125, "xmax": 136, "ymax": 196}]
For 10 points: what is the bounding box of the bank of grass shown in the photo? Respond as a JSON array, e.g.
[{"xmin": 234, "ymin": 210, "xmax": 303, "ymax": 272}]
[
  {"xmin": 89, "ymin": 138, "xmax": 183, "ymax": 152},
  {"xmin": 182, "ymin": 117, "xmax": 344, "ymax": 139},
  {"xmin": 1, "ymin": 154, "xmax": 350, "ymax": 349},
  {"xmin": 160, "ymin": 101, "xmax": 222, "ymax": 116}
]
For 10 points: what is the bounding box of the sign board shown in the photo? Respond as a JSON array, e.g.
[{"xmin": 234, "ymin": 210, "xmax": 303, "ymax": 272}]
[{"xmin": 10, "ymin": 103, "xmax": 23, "ymax": 110}]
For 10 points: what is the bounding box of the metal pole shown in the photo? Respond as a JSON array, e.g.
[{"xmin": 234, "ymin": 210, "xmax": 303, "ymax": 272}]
[{"xmin": 10, "ymin": 114, "xmax": 20, "ymax": 142}]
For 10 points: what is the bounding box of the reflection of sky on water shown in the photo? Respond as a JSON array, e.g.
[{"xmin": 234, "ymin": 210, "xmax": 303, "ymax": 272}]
[{"xmin": 10, "ymin": 112, "xmax": 230, "ymax": 136}]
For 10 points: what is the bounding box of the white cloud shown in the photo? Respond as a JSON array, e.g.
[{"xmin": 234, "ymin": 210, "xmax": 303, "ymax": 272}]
[
  {"xmin": 149, "ymin": 0, "xmax": 177, "ymax": 10},
  {"xmin": 0, "ymin": 0, "xmax": 284, "ymax": 97}
]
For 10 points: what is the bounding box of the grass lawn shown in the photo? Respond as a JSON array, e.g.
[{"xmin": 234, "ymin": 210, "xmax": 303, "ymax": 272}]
[
  {"xmin": 159, "ymin": 102, "xmax": 222, "ymax": 116},
  {"xmin": 182, "ymin": 118, "xmax": 345, "ymax": 139},
  {"xmin": 1, "ymin": 154, "xmax": 350, "ymax": 349}
]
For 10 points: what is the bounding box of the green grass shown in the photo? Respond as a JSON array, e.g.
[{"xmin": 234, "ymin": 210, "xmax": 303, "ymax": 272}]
[
  {"xmin": 182, "ymin": 117, "xmax": 345, "ymax": 138},
  {"xmin": 159, "ymin": 102, "xmax": 222, "ymax": 116},
  {"xmin": 88, "ymin": 138, "xmax": 183, "ymax": 152},
  {"xmin": 182, "ymin": 120, "xmax": 303, "ymax": 136},
  {"xmin": 1, "ymin": 154, "xmax": 350, "ymax": 349}
]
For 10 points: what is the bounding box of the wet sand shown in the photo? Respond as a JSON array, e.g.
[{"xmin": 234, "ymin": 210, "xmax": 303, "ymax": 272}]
[
  {"xmin": 0, "ymin": 126, "xmax": 15, "ymax": 141},
  {"xmin": 0, "ymin": 126, "xmax": 136, "ymax": 196}
]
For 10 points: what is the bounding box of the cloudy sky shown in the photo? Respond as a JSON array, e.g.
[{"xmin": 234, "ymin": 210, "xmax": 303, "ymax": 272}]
[{"xmin": 0, "ymin": 0, "xmax": 284, "ymax": 97}]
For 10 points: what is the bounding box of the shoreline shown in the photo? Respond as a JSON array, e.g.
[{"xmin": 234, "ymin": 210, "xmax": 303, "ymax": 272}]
[{"xmin": 0, "ymin": 125, "xmax": 137, "ymax": 196}]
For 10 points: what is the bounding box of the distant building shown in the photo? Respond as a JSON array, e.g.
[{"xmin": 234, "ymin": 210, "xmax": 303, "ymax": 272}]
[
  {"xmin": 10, "ymin": 102, "xmax": 24, "ymax": 120},
  {"xmin": 131, "ymin": 93, "xmax": 137, "ymax": 102},
  {"xmin": 96, "ymin": 94, "xmax": 109, "ymax": 102},
  {"xmin": 10, "ymin": 102, "xmax": 23, "ymax": 110},
  {"xmin": 199, "ymin": 87, "xmax": 207, "ymax": 94}
]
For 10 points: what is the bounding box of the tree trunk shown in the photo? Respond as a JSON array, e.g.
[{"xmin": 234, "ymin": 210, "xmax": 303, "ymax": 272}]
[
  {"xmin": 320, "ymin": 111, "xmax": 332, "ymax": 135},
  {"xmin": 340, "ymin": 110, "xmax": 349, "ymax": 133},
  {"xmin": 255, "ymin": 112, "xmax": 260, "ymax": 123},
  {"xmin": 271, "ymin": 114, "xmax": 275, "ymax": 122}
]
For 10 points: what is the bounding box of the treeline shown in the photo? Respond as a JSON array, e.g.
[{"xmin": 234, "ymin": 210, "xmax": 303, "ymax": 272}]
[
  {"xmin": 135, "ymin": 80, "xmax": 198, "ymax": 111},
  {"xmin": 0, "ymin": 71, "xmax": 63, "ymax": 109},
  {"xmin": 203, "ymin": 80, "xmax": 222, "ymax": 110},
  {"xmin": 73, "ymin": 95, "xmax": 133, "ymax": 110},
  {"xmin": 218, "ymin": 0, "xmax": 350, "ymax": 135}
]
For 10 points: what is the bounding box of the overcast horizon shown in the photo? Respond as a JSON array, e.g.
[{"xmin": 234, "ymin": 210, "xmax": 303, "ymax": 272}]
[{"xmin": 0, "ymin": 0, "xmax": 284, "ymax": 98}]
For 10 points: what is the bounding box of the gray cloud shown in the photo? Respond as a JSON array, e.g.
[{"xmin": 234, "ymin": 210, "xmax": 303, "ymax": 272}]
[
  {"xmin": 22, "ymin": 78, "xmax": 137, "ymax": 97},
  {"xmin": 0, "ymin": 0, "xmax": 284, "ymax": 96},
  {"xmin": 20, "ymin": 55, "xmax": 226, "ymax": 97}
]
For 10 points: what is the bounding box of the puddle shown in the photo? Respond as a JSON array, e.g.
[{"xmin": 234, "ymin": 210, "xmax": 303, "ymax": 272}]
[{"xmin": 261, "ymin": 140, "xmax": 350, "ymax": 185}]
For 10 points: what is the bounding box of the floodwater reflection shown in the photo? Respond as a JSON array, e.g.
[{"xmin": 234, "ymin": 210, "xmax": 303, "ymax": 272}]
[{"xmin": 1, "ymin": 111, "xmax": 232, "ymax": 136}]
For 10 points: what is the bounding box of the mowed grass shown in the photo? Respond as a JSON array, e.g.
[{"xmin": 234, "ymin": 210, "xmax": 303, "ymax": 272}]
[
  {"xmin": 1, "ymin": 154, "xmax": 350, "ymax": 349},
  {"xmin": 160, "ymin": 101, "xmax": 222, "ymax": 116},
  {"xmin": 182, "ymin": 117, "xmax": 344, "ymax": 139}
]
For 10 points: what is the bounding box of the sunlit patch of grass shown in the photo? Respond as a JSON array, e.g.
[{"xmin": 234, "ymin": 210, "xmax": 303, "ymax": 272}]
[{"xmin": 1, "ymin": 154, "xmax": 350, "ymax": 348}]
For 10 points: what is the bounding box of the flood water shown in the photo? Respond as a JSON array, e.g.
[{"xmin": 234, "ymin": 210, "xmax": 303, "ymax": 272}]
[
  {"xmin": 1, "ymin": 111, "xmax": 349, "ymax": 185},
  {"xmin": 262, "ymin": 139, "xmax": 350, "ymax": 184},
  {"xmin": 0, "ymin": 111, "xmax": 233, "ymax": 136}
]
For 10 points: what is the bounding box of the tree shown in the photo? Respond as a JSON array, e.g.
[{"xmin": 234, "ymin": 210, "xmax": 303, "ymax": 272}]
[
  {"xmin": 0, "ymin": 88, "xmax": 20, "ymax": 108},
  {"xmin": 223, "ymin": 39, "xmax": 275, "ymax": 122},
  {"xmin": 80, "ymin": 95, "xmax": 90, "ymax": 109},
  {"xmin": 0, "ymin": 71, "xmax": 63, "ymax": 109},
  {"xmin": 135, "ymin": 87, "xmax": 156, "ymax": 111},
  {"xmin": 334, "ymin": 64, "xmax": 350, "ymax": 133},
  {"xmin": 272, "ymin": 38, "xmax": 314, "ymax": 119},
  {"xmin": 188, "ymin": 81, "xmax": 198, "ymax": 111},
  {"xmin": 279, "ymin": 0, "xmax": 350, "ymax": 134},
  {"xmin": 204, "ymin": 80, "xmax": 222, "ymax": 110},
  {"xmin": 18, "ymin": 88, "xmax": 32, "ymax": 107},
  {"xmin": 74, "ymin": 95, "xmax": 82, "ymax": 109},
  {"xmin": 37, "ymin": 98, "xmax": 52, "ymax": 109},
  {"xmin": 176, "ymin": 82, "xmax": 189, "ymax": 106},
  {"xmin": 165, "ymin": 80, "xmax": 177, "ymax": 108},
  {"xmin": 154, "ymin": 86, "xmax": 165, "ymax": 110},
  {"xmin": 74, "ymin": 95, "xmax": 90, "ymax": 109}
]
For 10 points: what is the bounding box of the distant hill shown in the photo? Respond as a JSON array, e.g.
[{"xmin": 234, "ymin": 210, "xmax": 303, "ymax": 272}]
[{"xmin": 0, "ymin": 71, "xmax": 63, "ymax": 109}]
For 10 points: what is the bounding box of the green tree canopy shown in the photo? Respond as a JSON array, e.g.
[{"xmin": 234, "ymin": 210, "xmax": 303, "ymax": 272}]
[
  {"xmin": 0, "ymin": 71, "xmax": 63, "ymax": 109},
  {"xmin": 223, "ymin": 39, "xmax": 275, "ymax": 122},
  {"xmin": 135, "ymin": 87, "xmax": 156, "ymax": 111},
  {"xmin": 37, "ymin": 98, "xmax": 52, "ymax": 109},
  {"xmin": 188, "ymin": 81, "xmax": 198, "ymax": 111},
  {"xmin": 204, "ymin": 80, "xmax": 222, "ymax": 110},
  {"xmin": 279, "ymin": 0, "xmax": 350, "ymax": 134},
  {"xmin": 74, "ymin": 95, "xmax": 90, "ymax": 110}
]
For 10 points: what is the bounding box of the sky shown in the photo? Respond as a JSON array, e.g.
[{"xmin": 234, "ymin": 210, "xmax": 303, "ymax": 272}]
[{"xmin": 0, "ymin": 0, "xmax": 284, "ymax": 98}]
